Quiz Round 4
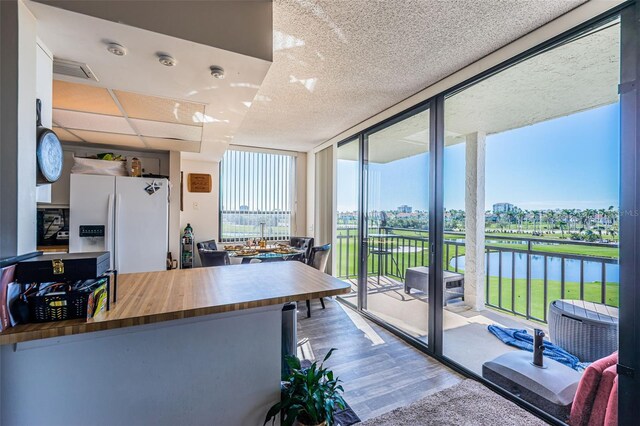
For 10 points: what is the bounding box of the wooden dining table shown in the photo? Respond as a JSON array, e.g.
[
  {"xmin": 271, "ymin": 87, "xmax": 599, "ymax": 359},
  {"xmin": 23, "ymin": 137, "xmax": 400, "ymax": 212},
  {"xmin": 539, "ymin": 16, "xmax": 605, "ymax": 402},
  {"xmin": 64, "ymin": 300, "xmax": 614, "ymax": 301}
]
[{"xmin": 225, "ymin": 245, "xmax": 306, "ymax": 263}]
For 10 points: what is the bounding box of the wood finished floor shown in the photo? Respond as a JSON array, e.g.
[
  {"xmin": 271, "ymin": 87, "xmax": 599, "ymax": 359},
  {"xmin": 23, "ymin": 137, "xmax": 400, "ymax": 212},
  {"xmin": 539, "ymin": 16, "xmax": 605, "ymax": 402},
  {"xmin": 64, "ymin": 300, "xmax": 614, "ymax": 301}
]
[{"xmin": 296, "ymin": 298, "xmax": 463, "ymax": 421}]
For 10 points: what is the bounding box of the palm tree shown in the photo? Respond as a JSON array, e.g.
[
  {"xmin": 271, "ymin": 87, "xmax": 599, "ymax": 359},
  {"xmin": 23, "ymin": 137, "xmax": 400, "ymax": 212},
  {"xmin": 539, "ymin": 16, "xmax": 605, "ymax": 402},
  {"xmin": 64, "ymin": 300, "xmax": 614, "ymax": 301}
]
[
  {"xmin": 505, "ymin": 211, "xmax": 516, "ymax": 231},
  {"xmin": 544, "ymin": 210, "xmax": 556, "ymax": 234},
  {"xmin": 606, "ymin": 205, "xmax": 617, "ymax": 234},
  {"xmin": 561, "ymin": 209, "xmax": 573, "ymax": 233},
  {"xmin": 515, "ymin": 211, "xmax": 525, "ymax": 232},
  {"xmin": 582, "ymin": 209, "xmax": 596, "ymax": 231},
  {"xmin": 558, "ymin": 219, "xmax": 567, "ymax": 238}
]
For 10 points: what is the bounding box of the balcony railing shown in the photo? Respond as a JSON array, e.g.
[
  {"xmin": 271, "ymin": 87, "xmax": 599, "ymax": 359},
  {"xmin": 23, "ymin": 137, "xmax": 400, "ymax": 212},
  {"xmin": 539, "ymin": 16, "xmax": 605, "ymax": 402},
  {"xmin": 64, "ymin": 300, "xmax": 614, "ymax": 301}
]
[
  {"xmin": 221, "ymin": 210, "xmax": 291, "ymax": 242},
  {"xmin": 336, "ymin": 226, "xmax": 619, "ymax": 323}
]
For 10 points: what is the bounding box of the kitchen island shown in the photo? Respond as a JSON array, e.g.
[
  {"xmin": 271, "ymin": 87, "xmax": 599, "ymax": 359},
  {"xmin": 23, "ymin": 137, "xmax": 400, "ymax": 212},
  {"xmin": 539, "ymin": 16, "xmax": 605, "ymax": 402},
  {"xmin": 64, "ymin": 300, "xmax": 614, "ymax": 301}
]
[{"xmin": 0, "ymin": 261, "xmax": 350, "ymax": 425}]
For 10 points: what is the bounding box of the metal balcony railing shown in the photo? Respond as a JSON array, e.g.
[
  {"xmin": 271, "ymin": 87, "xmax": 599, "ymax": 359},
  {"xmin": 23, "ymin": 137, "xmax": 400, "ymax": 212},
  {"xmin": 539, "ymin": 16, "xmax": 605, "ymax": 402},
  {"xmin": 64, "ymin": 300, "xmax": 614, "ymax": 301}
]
[
  {"xmin": 335, "ymin": 226, "xmax": 619, "ymax": 323},
  {"xmin": 220, "ymin": 210, "xmax": 291, "ymax": 242}
]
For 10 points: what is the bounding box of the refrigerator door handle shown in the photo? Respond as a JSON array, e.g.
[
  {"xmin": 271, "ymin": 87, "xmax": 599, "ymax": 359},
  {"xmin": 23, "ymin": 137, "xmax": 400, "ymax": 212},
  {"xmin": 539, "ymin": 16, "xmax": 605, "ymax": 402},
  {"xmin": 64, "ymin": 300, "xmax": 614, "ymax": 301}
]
[
  {"xmin": 106, "ymin": 194, "xmax": 115, "ymax": 269},
  {"xmin": 115, "ymin": 193, "xmax": 122, "ymax": 271}
]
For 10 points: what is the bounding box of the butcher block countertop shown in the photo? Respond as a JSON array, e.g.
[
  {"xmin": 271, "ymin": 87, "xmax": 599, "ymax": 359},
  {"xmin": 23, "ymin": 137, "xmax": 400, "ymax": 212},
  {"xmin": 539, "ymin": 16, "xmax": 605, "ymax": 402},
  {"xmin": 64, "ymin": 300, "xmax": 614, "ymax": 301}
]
[{"xmin": 0, "ymin": 261, "xmax": 350, "ymax": 345}]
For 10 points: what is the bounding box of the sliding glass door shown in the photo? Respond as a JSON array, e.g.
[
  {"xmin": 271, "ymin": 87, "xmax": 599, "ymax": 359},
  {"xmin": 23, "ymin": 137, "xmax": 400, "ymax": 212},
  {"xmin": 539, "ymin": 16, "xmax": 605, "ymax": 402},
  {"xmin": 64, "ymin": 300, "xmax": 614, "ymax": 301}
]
[
  {"xmin": 331, "ymin": 6, "xmax": 639, "ymax": 422},
  {"xmin": 361, "ymin": 106, "xmax": 431, "ymax": 344}
]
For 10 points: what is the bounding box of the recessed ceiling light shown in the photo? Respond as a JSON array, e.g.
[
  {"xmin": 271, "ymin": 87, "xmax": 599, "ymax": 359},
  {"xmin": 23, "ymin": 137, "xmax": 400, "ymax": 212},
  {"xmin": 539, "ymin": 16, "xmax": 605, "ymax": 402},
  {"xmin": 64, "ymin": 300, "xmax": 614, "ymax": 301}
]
[
  {"xmin": 107, "ymin": 43, "xmax": 127, "ymax": 56},
  {"xmin": 158, "ymin": 54, "xmax": 177, "ymax": 67},
  {"xmin": 210, "ymin": 65, "xmax": 225, "ymax": 79}
]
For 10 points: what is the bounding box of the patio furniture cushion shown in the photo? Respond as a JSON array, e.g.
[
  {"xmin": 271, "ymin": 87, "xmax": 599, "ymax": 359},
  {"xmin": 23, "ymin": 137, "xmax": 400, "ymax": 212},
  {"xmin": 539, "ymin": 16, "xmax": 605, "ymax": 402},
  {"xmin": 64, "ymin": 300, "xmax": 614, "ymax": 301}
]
[
  {"xmin": 482, "ymin": 351, "xmax": 581, "ymax": 421},
  {"xmin": 588, "ymin": 365, "xmax": 617, "ymax": 426},
  {"xmin": 308, "ymin": 244, "xmax": 331, "ymax": 273},
  {"xmin": 604, "ymin": 377, "xmax": 618, "ymax": 426},
  {"xmin": 548, "ymin": 300, "xmax": 618, "ymax": 362},
  {"xmin": 568, "ymin": 352, "xmax": 618, "ymax": 426}
]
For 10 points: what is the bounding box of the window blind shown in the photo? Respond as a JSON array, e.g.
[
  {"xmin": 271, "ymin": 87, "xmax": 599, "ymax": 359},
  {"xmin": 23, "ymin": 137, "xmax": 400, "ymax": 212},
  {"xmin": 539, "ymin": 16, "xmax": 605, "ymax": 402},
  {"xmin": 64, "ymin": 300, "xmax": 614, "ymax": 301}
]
[{"xmin": 220, "ymin": 149, "xmax": 294, "ymax": 242}]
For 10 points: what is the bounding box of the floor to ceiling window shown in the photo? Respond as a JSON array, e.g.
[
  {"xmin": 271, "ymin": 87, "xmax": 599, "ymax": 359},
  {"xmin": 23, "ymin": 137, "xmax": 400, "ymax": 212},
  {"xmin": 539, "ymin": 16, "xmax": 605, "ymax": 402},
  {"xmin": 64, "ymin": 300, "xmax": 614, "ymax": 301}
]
[
  {"xmin": 441, "ymin": 17, "xmax": 621, "ymax": 418},
  {"xmin": 335, "ymin": 108, "xmax": 431, "ymax": 343},
  {"xmin": 353, "ymin": 107, "xmax": 431, "ymax": 342},
  {"xmin": 329, "ymin": 7, "xmax": 638, "ymax": 423}
]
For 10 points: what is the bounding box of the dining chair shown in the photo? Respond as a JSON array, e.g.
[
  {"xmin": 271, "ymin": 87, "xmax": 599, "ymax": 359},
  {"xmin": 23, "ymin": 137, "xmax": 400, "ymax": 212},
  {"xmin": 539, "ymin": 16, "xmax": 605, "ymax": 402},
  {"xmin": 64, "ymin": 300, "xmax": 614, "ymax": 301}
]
[
  {"xmin": 290, "ymin": 236, "xmax": 314, "ymax": 263},
  {"xmin": 196, "ymin": 239, "xmax": 218, "ymax": 251},
  {"xmin": 198, "ymin": 249, "xmax": 230, "ymax": 267},
  {"xmin": 305, "ymin": 243, "xmax": 331, "ymax": 317}
]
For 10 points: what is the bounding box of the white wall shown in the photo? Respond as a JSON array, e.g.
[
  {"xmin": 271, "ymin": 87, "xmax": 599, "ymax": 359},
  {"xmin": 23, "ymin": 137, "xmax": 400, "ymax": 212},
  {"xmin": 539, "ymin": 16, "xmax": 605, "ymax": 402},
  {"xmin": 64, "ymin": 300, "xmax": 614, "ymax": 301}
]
[
  {"xmin": 35, "ymin": 41, "xmax": 52, "ymax": 128},
  {"xmin": 180, "ymin": 160, "xmax": 220, "ymax": 267},
  {"xmin": 0, "ymin": 0, "xmax": 39, "ymax": 258},
  {"xmin": 34, "ymin": 40, "xmax": 54, "ymax": 204},
  {"xmin": 17, "ymin": 1, "xmax": 37, "ymax": 255}
]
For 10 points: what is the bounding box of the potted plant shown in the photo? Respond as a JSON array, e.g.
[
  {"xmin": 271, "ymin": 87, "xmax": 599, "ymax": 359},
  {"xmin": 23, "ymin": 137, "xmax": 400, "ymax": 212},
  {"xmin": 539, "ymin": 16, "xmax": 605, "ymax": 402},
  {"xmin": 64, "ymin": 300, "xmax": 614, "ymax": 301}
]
[{"xmin": 264, "ymin": 348, "xmax": 346, "ymax": 426}]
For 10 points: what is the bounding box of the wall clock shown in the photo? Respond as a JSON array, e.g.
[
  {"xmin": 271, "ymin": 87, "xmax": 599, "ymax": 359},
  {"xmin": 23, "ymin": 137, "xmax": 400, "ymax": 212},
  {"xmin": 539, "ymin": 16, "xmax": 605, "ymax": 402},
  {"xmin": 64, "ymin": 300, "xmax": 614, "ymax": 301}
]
[{"xmin": 36, "ymin": 99, "xmax": 63, "ymax": 183}]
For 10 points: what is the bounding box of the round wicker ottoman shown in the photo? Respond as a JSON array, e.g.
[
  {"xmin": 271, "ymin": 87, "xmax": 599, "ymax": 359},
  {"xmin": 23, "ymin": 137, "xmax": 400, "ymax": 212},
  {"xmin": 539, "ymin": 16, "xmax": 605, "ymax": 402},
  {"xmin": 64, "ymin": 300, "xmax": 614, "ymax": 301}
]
[{"xmin": 548, "ymin": 300, "xmax": 618, "ymax": 362}]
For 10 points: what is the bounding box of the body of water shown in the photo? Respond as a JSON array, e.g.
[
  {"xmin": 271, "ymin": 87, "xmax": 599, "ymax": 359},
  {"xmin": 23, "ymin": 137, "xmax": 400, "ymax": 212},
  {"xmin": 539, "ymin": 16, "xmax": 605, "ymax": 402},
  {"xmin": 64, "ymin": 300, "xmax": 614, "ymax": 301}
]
[{"xmin": 452, "ymin": 252, "xmax": 619, "ymax": 283}]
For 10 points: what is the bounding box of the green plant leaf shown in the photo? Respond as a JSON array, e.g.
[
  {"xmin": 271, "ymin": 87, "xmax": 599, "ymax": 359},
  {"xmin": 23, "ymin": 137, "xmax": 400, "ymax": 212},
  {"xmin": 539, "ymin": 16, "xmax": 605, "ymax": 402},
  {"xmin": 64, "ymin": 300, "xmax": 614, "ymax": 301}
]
[
  {"xmin": 285, "ymin": 355, "xmax": 301, "ymax": 371},
  {"xmin": 263, "ymin": 401, "xmax": 282, "ymax": 426},
  {"xmin": 271, "ymin": 348, "xmax": 344, "ymax": 426},
  {"xmin": 283, "ymin": 405, "xmax": 302, "ymax": 426},
  {"xmin": 323, "ymin": 348, "xmax": 337, "ymax": 363}
]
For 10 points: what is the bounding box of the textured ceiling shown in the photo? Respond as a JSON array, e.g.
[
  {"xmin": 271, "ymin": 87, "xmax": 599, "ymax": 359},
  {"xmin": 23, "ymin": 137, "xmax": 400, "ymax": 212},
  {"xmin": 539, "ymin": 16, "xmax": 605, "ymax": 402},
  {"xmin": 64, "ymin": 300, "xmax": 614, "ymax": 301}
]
[
  {"xmin": 338, "ymin": 20, "xmax": 620, "ymax": 164},
  {"xmin": 233, "ymin": 0, "xmax": 586, "ymax": 152}
]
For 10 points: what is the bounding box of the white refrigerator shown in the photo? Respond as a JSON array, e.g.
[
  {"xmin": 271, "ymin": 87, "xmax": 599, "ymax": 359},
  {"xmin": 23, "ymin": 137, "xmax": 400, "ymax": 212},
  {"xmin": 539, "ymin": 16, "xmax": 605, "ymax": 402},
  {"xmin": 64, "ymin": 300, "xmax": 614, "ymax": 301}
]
[{"xmin": 69, "ymin": 174, "xmax": 169, "ymax": 274}]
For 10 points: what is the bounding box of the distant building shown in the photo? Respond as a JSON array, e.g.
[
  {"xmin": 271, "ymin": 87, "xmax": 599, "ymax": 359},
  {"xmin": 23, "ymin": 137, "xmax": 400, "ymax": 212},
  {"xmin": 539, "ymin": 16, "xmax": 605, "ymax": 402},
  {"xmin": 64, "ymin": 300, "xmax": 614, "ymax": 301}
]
[
  {"xmin": 493, "ymin": 203, "xmax": 516, "ymax": 214},
  {"xmin": 239, "ymin": 205, "xmax": 249, "ymax": 211},
  {"xmin": 398, "ymin": 205, "xmax": 412, "ymax": 213}
]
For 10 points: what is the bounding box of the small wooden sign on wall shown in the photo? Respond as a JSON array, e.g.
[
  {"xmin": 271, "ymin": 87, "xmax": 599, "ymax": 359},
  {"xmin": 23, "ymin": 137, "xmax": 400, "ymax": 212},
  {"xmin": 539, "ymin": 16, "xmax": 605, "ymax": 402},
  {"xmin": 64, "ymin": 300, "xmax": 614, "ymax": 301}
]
[{"xmin": 187, "ymin": 173, "xmax": 212, "ymax": 193}]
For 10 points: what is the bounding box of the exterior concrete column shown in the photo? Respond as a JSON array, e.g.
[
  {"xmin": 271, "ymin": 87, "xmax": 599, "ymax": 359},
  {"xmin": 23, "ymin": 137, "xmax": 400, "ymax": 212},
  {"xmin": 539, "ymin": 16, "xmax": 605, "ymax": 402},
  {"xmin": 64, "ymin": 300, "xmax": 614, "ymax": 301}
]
[{"xmin": 464, "ymin": 131, "xmax": 486, "ymax": 311}]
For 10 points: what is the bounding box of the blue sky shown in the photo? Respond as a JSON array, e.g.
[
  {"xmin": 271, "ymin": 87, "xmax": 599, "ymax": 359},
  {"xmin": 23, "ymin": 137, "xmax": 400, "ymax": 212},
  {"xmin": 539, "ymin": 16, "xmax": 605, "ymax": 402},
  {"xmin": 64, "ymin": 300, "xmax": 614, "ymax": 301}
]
[{"xmin": 337, "ymin": 103, "xmax": 620, "ymax": 212}]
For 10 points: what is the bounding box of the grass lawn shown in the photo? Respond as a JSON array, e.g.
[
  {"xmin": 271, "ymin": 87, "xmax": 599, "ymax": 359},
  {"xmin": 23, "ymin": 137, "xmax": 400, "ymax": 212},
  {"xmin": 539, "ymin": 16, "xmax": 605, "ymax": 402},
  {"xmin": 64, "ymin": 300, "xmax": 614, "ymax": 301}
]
[
  {"xmin": 487, "ymin": 277, "xmax": 619, "ymax": 322},
  {"xmin": 485, "ymin": 241, "xmax": 618, "ymax": 258},
  {"xmin": 485, "ymin": 226, "xmax": 619, "ymax": 242}
]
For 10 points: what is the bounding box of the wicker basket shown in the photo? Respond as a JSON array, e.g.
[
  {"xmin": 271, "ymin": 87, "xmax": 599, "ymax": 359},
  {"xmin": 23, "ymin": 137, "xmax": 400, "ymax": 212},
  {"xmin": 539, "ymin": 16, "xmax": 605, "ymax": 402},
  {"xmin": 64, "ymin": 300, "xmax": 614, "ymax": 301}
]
[
  {"xmin": 27, "ymin": 278, "xmax": 107, "ymax": 322},
  {"xmin": 28, "ymin": 291, "xmax": 90, "ymax": 322},
  {"xmin": 548, "ymin": 300, "xmax": 618, "ymax": 362}
]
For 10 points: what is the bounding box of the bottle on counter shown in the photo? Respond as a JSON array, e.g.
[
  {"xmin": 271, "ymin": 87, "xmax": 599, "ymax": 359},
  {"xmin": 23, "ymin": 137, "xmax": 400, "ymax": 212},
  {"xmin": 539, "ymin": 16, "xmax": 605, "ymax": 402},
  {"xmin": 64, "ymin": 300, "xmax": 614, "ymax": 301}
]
[
  {"xmin": 258, "ymin": 222, "xmax": 267, "ymax": 248},
  {"xmin": 131, "ymin": 157, "xmax": 142, "ymax": 177},
  {"xmin": 181, "ymin": 224, "xmax": 194, "ymax": 268}
]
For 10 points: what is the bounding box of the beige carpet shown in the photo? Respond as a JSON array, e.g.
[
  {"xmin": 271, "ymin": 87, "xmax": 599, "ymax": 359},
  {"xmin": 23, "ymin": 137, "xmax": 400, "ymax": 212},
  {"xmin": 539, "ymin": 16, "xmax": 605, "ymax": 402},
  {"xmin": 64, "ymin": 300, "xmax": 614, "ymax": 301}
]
[{"xmin": 359, "ymin": 379, "xmax": 547, "ymax": 426}]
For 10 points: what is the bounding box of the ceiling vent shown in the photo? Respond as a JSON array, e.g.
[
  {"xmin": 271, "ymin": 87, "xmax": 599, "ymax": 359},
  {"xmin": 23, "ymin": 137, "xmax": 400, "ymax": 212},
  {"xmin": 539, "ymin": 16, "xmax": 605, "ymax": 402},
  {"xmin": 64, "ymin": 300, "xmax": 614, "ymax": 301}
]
[{"xmin": 52, "ymin": 58, "xmax": 98, "ymax": 82}]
